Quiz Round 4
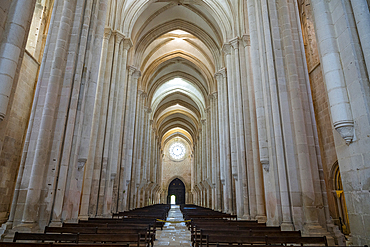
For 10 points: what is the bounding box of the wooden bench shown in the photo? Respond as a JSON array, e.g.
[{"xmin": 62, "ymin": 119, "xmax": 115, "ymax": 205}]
[
  {"xmin": 193, "ymin": 229, "xmax": 301, "ymax": 247},
  {"xmin": 13, "ymin": 232, "xmax": 146, "ymax": 247},
  {"xmin": 45, "ymin": 226, "xmax": 154, "ymax": 246},
  {"xmin": 265, "ymin": 236, "xmax": 328, "ymax": 246},
  {"xmin": 203, "ymin": 234, "xmax": 327, "ymax": 247},
  {"xmin": 13, "ymin": 232, "xmax": 78, "ymax": 243},
  {"xmin": 80, "ymin": 218, "xmax": 164, "ymax": 230},
  {"xmin": 63, "ymin": 222, "xmax": 157, "ymax": 233}
]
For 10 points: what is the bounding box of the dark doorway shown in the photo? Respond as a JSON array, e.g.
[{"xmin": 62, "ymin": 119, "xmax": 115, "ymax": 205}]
[{"xmin": 167, "ymin": 178, "xmax": 185, "ymax": 205}]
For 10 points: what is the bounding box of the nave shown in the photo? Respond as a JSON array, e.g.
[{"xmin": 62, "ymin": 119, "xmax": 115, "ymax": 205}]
[
  {"xmin": 1, "ymin": 0, "xmax": 370, "ymax": 245},
  {"xmin": 154, "ymin": 205, "xmax": 191, "ymax": 246},
  {"xmin": 1, "ymin": 204, "xmax": 333, "ymax": 246}
]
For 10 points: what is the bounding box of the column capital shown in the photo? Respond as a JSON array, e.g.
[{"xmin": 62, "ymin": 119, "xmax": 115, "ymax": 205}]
[
  {"xmin": 242, "ymin": 34, "xmax": 250, "ymax": 47},
  {"xmin": 122, "ymin": 38, "xmax": 133, "ymax": 50},
  {"xmin": 145, "ymin": 106, "xmax": 152, "ymax": 113},
  {"xmin": 201, "ymin": 118, "xmax": 206, "ymax": 124},
  {"xmin": 113, "ymin": 30, "xmax": 125, "ymax": 44},
  {"xmin": 211, "ymin": 91, "xmax": 218, "ymax": 100},
  {"xmin": 103, "ymin": 27, "xmax": 112, "ymax": 39},
  {"xmin": 229, "ymin": 37, "xmax": 240, "ymax": 49},
  {"xmin": 138, "ymin": 89, "xmax": 147, "ymax": 98},
  {"xmin": 215, "ymin": 68, "xmax": 227, "ymax": 78},
  {"xmin": 205, "ymin": 106, "xmax": 211, "ymax": 113},
  {"xmin": 128, "ymin": 65, "xmax": 137, "ymax": 76},
  {"xmin": 133, "ymin": 70, "xmax": 141, "ymax": 79},
  {"xmin": 222, "ymin": 43, "xmax": 232, "ymax": 55},
  {"xmin": 128, "ymin": 66, "xmax": 141, "ymax": 78}
]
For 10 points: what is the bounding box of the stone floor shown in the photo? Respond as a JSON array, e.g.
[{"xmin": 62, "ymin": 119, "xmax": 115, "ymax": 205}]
[{"xmin": 154, "ymin": 205, "xmax": 192, "ymax": 246}]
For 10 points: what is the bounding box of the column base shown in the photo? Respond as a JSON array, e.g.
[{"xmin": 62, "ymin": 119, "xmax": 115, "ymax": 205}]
[
  {"xmin": 326, "ymin": 222, "xmax": 346, "ymax": 246},
  {"xmin": 49, "ymin": 219, "xmax": 63, "ymax": 227},
  {"xmin": 0, "ymin": 222, "xmax": 11, "ymax": 241},
  {"xmin": 302, "ymin": 222, "xmax": 335, "ymax": 246},
  {"xmin": 280, "ymin": 222, "xmax": 294, "ymax": 231},
  {"xmin": 256, "ymin": 215, "xmax": 267, "ymax": 223},
  {"xmin": 78, "ymin": 214, "xmax": 89, "ymax": 221},
  {"xmin": 239, "ymin": 215, "xmax": 250, "ymax": 220},
  {"xmin": 2, "ymin": 221, "xmax": 41, "ymax": 242}
]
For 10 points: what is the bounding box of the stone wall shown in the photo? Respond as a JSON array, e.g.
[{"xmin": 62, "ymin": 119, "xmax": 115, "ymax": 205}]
[
  {"xmin": 0, "ymin": 52, "xmax": 39, "ymax": 224},
  {"xmin": 161, "ymin": 140, "xmax": 192, "ymax": 202}
]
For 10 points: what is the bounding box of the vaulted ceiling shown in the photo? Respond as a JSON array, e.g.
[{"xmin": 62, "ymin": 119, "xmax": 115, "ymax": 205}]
[{"xmin": 116, "ymin": 0, "xmax": 233, "ymax": 151}]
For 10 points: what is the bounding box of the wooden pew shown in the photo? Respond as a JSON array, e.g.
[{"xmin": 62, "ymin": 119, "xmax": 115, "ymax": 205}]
[
  {"xmin": 0, "ymin": 243, "xmax": 52, "ymax": 247},
  {"xmin": 191, "ymin": 224, "xmax": 281, "ymax": 245},
  {"xmin": 80, "ymin": 218, "xmax": 164, "ymax": 230},
  {"xmin": 194, "ymin": 229, "xmax": 301, "ymax": 247},
  {"xmin": 203, "ymin": 234, "xmax": 328, "ymax": 247},
  {"xmin": 63, "ymin": 222, "xmax": 156, "ymax": 233},
  {"xmin": 13, "ymin": 232, "xmax": 78, "ymax": 243},
  {"xmin": 12, "ymin": 232, "xmax": 145, "ymax": 247},
  {"xmin": 45, "ymin": 226, "xmax": 154, "ymax": 246},
  {"xmin": 265, "ymin": 236, "xmax": 328, "ymax": 246}
]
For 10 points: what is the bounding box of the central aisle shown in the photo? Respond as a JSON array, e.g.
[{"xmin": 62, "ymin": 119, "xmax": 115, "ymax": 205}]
[{"xmin": 154, "ymin": 205, "xmax": 192, "ymax": 246}]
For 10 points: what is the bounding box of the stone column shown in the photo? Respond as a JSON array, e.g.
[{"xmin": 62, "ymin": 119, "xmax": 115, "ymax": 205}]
[
  {"xmin": 130, "ymin": 90, "xmax": 146, "ymax": 209},
  {"xmin": 206, "ymin": 105, "xmax": 212, "ymax": 207},
  {"xmin": 95, "ymin": 29, "xmax": 115, "ymax": 216},
  {"xmin": 242, "ymin": 34, "xmax": 266, "ymax": 222},
  {"xmin": 100, "ymin": 30, "xmax": 124, "ymax": 216},
  {"xmin": 81, "ymin": 27, "xmax": 111, "ymax": 217},
  {"xmin": 209, "ymin": 95, "xmax": 216, "ymax": 210},
  {"xmin": 278, "ymin": 0, "xmax": 322, "ymax": 231},
  {"xmin": 222, "ymin": 44, "xmax": 238, "ymax": 178},
  {"xmin": 230, "ymin": 38, "xmax": 249, "ymax": 218},
  {"xmin": 351, "ymin": 0, "xmax": 370, "ymax": 80},
  {"xmin": 216, "ymin": 68, "xmax": 233, "ymax": 213},
  {"xmin": 109, "ymin": 36, "xmax": 132, "ymax": 213},
  {"xmin": 78, "ymin": 0, "xmax": 110, "ymax": 219},
  {"xmin": 120, "ymin": 66, "xmax": 140, "ymax": 211},
  {"xmin": 310, "ymin": 0, "xmax": 354, "ymax": 144},
  {"xmin": 246, "ymin": 0, "xmax": 269, "ymax": 168},
  {"xmin": 260, "ymin": 0, "xmax": 292, "ymax": 226},
  {"xmin": 201, "ymin": 118, "xmax": 207, "ymax": 206},
  {"xmin": 142, "ymin": 108, "xmax": 152, "ymax": 206},
  {"xmin": 0, "ymin": 0, "xmax": 37, "ymax": 120},
  {"xmin": 50, "ymin": 0, "xmax": 104, "ymax": 223},
  {"xmin": 212, "ymin": 92, "xmax": 222, "ymax": 211},
  {"xmin": 21, "ymin": 0, "xmax": 76, "ymax": 224}
]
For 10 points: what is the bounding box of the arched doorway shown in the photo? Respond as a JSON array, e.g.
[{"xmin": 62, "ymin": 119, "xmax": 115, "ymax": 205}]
[{"xmin": 167, "ymin": 178, "xmax": 185, "ymax": 205}]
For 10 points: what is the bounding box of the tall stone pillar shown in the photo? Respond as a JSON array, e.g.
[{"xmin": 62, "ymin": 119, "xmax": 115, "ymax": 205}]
[
  {"xmin": 120, "ymin": 66, "xmax": 140, "ymax": 211},
  {"xmin": 209, "ymin": 94, "xmax": 216, "ymax": 210},
  {"xmin": 274, "ymin": 1, "xmax": 335, "ymax": 238},
  {"xmin": 79, "ymin": 5, "xmax": 114, "ymax": 220},
  {"xmin": 311, "ymin": 0, "xmax": 370, "ymax": 244},
  {"xmin": 310, "ymin": 0, "xmax": 354, "ymax": 143},
  {"xmin": 242, "ymin": 34, "xmax": 266, "ymax": 222},
  {"xmin": 131, "ymin": 90, "xmax": 146, "ymax": 209},
  {"xmin": 230, "ymin": 38, "xmax": 249, "ymax": 218},
  {"xmin": 84, "ymin": 27, "xmax": 111, "ymax": 216},
  {"xmin": 0, "ymin": 0, "xmax": 36, "ymax": 121},
  {"xmin": 246, "ymin": 0, "xmax": 269, "ymax": 169},
  {"xmin": 222, "ymin": 44, "xmax": 238, "ymax": 179},
  {"xmin": 21, "ymin": 0, "xmax": 77, "ymax": 225},
  {"xmin": 101, "ymin": 31, "xmax": 125, "ymax": 216},
  {"xmin": 109, "ymin": 37, "xmax": 132, "ymax": 213},
  {"xmin": 351, "ymin": 0, "xmax": 370, "ymax": 78},
  {"xmin": 212, "ymin": 92, "xmax": 222, "ymax": 211},
  {"xmin": 216, "ymin": 68, "xmax": 233, "ymax": 214}
]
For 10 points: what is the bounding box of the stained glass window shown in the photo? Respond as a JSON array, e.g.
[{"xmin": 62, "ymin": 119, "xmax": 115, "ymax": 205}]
[{"xmin": 169, "ymin": 142, "xmax": 185, "ymax": 160}]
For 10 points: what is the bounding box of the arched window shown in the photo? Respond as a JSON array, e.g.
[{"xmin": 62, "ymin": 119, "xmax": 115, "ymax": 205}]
[{"xmin": 332, "ymin": 162, "xmax": 350, "ymax": 235}]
